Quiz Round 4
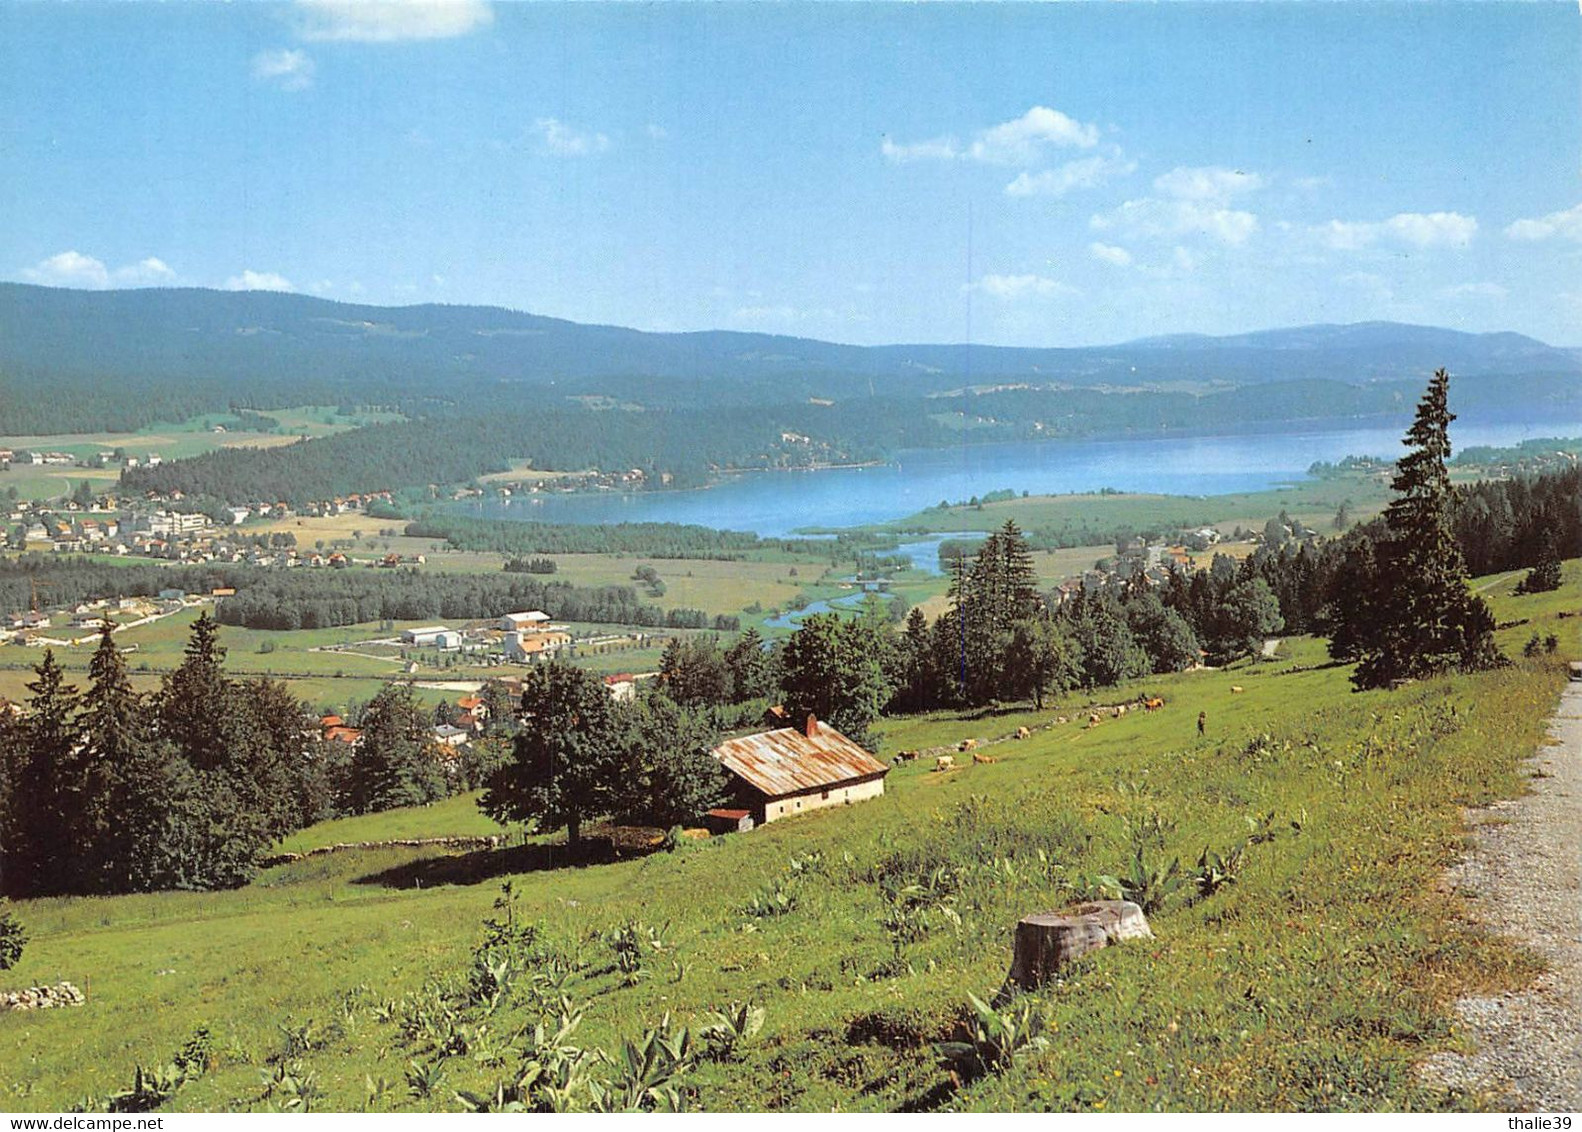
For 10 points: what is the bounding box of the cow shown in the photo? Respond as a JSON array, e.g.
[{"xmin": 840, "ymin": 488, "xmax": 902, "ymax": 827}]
[
  {"xmin": 1087, "ymin": 713, "xmax": 1102, "ymax": 728},
  {"xmin": 1114, "ymin": 704, "xmax": 1127, "ymax": 717},
  {"xmin": 959, "ymin": 738, "xmax": 978, "ymax": 752},
  {"xmin": 1014, "ymin": 726, "xmax": 1031, "ymax": 740},
  {"xmin": 972, "ymin": 752, "xmax": 998, "ymax": 765},
  {"xmin": 935, "ymin": 755, "xmax": 956, "ymax": 772},
  {"xmin": 1231, "ymin": 685, "xmax": 1245, "ymax": 694},
  {"xmin": 892, "ymin": 750, "xmax": 917, "ymax": 764},
  {"xmin": 1145, "ymin": 697, "xmax": 1165, "ymax": 712},
  {"xmin": 1055, "ymin": 716, "xmax": 1068, "ymax": 725}
]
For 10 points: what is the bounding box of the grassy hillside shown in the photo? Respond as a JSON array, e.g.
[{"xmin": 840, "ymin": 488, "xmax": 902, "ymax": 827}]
[{"xmin": 1, "ymin": 565, "xmax": 1576, "ymax": 1112}]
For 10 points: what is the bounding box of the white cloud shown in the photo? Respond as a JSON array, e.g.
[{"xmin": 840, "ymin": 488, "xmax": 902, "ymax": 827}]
[
  {"xmin": 114, "ymin": 257, "xmax": 176, "ymax": 285},
  {"xmin": 967, "ymin": 274, "xmax": 1080, "ymax": 301},
  {"xmin": 294, "ymin": 0, "xmax": 493, "ymax": 43},
  {"xmin": 252, "ymin": 48, "xmax": 315, "ymax": 91},
  {"xmin": 881, "ymin": 136, "xmax": 960, "ymax": 164},
  {"xmin": 225, "ymin": 270, "xmax": 295, "ymax": 292},
  {"xmin": 1153, "ymin": 165, "xmax": 1263, "ymax": 203},
  {"xmin": 883, "ymin": 105, "xmax": 1099, "ymax": 167},
  {"xmin": 1089, "ymin": 242, "xmax": 1133, "ymax": 268},
  {"xmin": 1005, "ymin": 155, "xmax": 1135, "ymax": 198},
  {"xmin": 533, "ymin": 118, "xmax": 610, "ymax": 157},
  {"xmin": 1092, "ymin": 198, "xmax": 1259, "ymax": 246},
  {"xmin": 1315, "ymin": 211, "xmax": 1478, "ymax": 251},
  {"xmin": 22, "ymin": 250, "xmax": 110, "ymax": 288},
  {"xmin": 1504, "ymin": 202, "xmax": 1582, "ymax": 243},
  {"xmin": 21, "ymin": 251, "xmax": 177, "ymax": 289},
  {"xmin": 968, "ymin": 106, "xmax": 1099, "ymax": 164}
]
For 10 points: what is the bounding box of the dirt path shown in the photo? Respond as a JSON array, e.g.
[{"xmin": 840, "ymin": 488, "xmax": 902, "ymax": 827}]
[
  {"xmin": 1420, "ymin": 678, "xmax": 1582, "ymax": 1109},
  {"xmin": 1474, "ymin": 570, "xmax": 1522, "ymax": 593}
]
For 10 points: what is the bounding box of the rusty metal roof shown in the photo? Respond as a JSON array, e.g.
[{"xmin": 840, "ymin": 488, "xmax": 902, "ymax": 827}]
[{"xmin": 713, "ymin": 723, "xmax": 888, "ymax": 798}]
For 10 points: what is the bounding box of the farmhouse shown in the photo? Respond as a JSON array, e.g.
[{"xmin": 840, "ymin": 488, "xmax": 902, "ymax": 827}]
[
  {"xmin": 711, "ymin": 715, "xmax": 889, "ymax": 826},
  {"xmin": 504, "ymin": 629, "xmax": 572, "ymax": 661},
  {"xmin": 400, "ymin": 626, "xmax": 451, "ymax": 646},
  {"xmin": 499, "ymin": 610, "xmax": 552, "ymax": 632}
]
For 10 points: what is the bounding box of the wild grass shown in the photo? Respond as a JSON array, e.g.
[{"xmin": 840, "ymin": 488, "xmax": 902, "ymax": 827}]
[{"xmin": 0, "ymin": 566, "xmax": 1575, "ymax": 1111}]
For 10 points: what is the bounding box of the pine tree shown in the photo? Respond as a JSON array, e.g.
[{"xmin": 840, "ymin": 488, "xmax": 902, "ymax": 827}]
[
  {"xmin": 77, "ymin": 622, "xmax": 170, "ymax": 891},
  {"xmin": 1515, "ymin": 530, "xmax": 1563, "ymax": 595},
  {"xmin": 345, "ymin": 683, "xmax": 447, "ymax": 815},
  {"xmin": 5, "ymin": 652, "xmax": 81, "ymax": 896},
  {"xmin": 1348, "ymin": 369, "xmax": 1503, "ymax": 689},
  {"xmin": 158, "ymin": 611, "xmax": 230, "ymax": 771}
]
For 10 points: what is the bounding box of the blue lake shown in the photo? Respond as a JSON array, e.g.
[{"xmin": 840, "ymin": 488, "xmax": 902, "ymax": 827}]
[{"xmin": 456, "ymin": 419, "xmax": 1580, "ymax": 540}]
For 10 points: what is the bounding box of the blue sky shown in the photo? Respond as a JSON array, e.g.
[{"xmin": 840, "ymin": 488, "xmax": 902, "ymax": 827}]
[{"xmin": 2, "ymin": 1, "xmax": 1578, "ymax": 347}]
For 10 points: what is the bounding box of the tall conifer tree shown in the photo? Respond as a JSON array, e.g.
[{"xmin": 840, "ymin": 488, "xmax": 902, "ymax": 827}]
[{"xmin": 1345, "ymin": 369, "xmax": 1503, "ymax": 688}]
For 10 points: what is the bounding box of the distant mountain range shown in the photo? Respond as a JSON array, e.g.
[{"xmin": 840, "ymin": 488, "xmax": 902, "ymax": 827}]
[
  {"xmin": 7, "ymin": 282, "xmax": 1577, "ymax": 505},
  {"xmin": 3, "ymin": 281, "xmax": 1577, "ymax": 391}
]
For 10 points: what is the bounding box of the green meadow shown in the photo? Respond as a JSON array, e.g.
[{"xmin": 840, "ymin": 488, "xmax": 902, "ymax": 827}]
[
  {"xmin": 854, "ymin": 471, "xmax": 1397, "ymax": 542},
  {"xmin": 1, "ymin": 563, "xmax": 1575, "ymax": 1112}
]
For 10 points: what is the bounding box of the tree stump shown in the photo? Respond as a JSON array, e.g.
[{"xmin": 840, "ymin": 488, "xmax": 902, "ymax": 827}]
[{"xmin": 1005, "ymin": 901, "xmax": 1152, "ymax": 991}]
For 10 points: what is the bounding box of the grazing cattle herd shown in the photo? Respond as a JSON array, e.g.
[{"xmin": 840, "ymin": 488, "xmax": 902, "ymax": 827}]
[{"xmin": 891, "ymin": 686, "xmax": 1255, "ymax": 771}]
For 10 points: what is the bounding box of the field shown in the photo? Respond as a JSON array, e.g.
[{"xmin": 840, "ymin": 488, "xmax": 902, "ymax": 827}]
[
  {"xmin": 0, "ymin": 605, "xmax": 689, "ymax": 714},
  {"xmin": 0, "ymin": 407, "xmax": 400, "ymax": 503},
  {"xmin": 856, "ymin": 471, "xmax": 1399, "ymax": 542},
  {"xmin": 1, "ymin": 564, "xmax": 1576, "ymax": 1112}
]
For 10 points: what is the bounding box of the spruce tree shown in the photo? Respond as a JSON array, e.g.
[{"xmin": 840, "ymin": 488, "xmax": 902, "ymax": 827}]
[
  {"xmin": 1348, "ymin": 369, "xmax": 1503, "ymax": 689},
  {"xmin": 1515, "ymin": 530, "xmax": 1563, "ymax": 595},
  {"xmin": 345, "ymin": 683, "xmax": 447, "ymax": 815},
  {"xmin": 158, "ymin": 611, "xmax": 231, "ymax": 771},
  {"xmin": 78, "ymin": 622, "xmax": 170, "ymax": 891},
  {"xmin": 7, "ymin": 652, "xmax": 81, "ymax": 896}
]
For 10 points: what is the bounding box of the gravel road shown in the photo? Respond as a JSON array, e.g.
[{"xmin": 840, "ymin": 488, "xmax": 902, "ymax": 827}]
[{"xmin": 1420, "ymin": 678, "xmax": 1582, "ymax": 1110}]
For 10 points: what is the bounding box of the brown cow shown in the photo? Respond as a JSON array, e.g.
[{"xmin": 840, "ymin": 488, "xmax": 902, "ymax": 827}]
[
  {"xmin": 1014, "ymin": 726, "xmax": 1031, "ymax": 740},
  {"xmin": 1145, "ymin": 697, "xmax": 1165, "ymax": 712},
  {"xmin": 972, "ymin": 751, "xmax": 998, "ymax": 765},
  {"xmin": 1087, "ymin": 713, "xmax": 1102, "ymax": 728}
]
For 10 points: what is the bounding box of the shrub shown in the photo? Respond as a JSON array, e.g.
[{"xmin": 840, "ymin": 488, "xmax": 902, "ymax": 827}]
[{"xmin": 0, "ymin": 905, "xmax": 26, "ymax": 970}]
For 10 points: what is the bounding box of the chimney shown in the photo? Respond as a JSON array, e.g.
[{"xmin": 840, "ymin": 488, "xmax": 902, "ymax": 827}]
[{"xmin": 804, "ymin": 713, "xmax": 818, "ymax": 738}]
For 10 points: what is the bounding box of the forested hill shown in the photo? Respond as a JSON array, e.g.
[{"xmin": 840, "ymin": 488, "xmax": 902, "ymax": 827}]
[{"xmin": 3, "ymin": 282, "xmax": 1579, "ymax": 434}]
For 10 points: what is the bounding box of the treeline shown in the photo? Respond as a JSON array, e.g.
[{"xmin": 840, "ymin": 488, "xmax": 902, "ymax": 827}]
[
  {"xmin": 418, "ymin": 513, "xmax": 890, "ymax": 560},
  {"xmin": 1452, "ymin": 466, "xmax": 1582, "ymax": 577},
  {"xmin": 0, "ymin": 617, "xmax": 511, "ymax": 898},
  {"xmin": 407, "ymin": 515, "xmax": 767, "ymax": 559},
  {"xmin": 0, "ymin": 555, "xmax": 247, "ymax": 616},
  {"xmin": 889, "ymin": 524, "xmax": 1280, "ymax": 714},
  {"xmin": 213, "ymin": 568, "xmax": 737, "ymax": 631},
  {"xmin": 120, "ymin": 401, "xmax": 902, "ymax": 505}
]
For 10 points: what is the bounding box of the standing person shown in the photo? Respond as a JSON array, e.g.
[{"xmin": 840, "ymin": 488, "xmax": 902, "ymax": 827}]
[{"xmin": 1197, "ymin": 711, "xmax": 1206, "ymax": 736}]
